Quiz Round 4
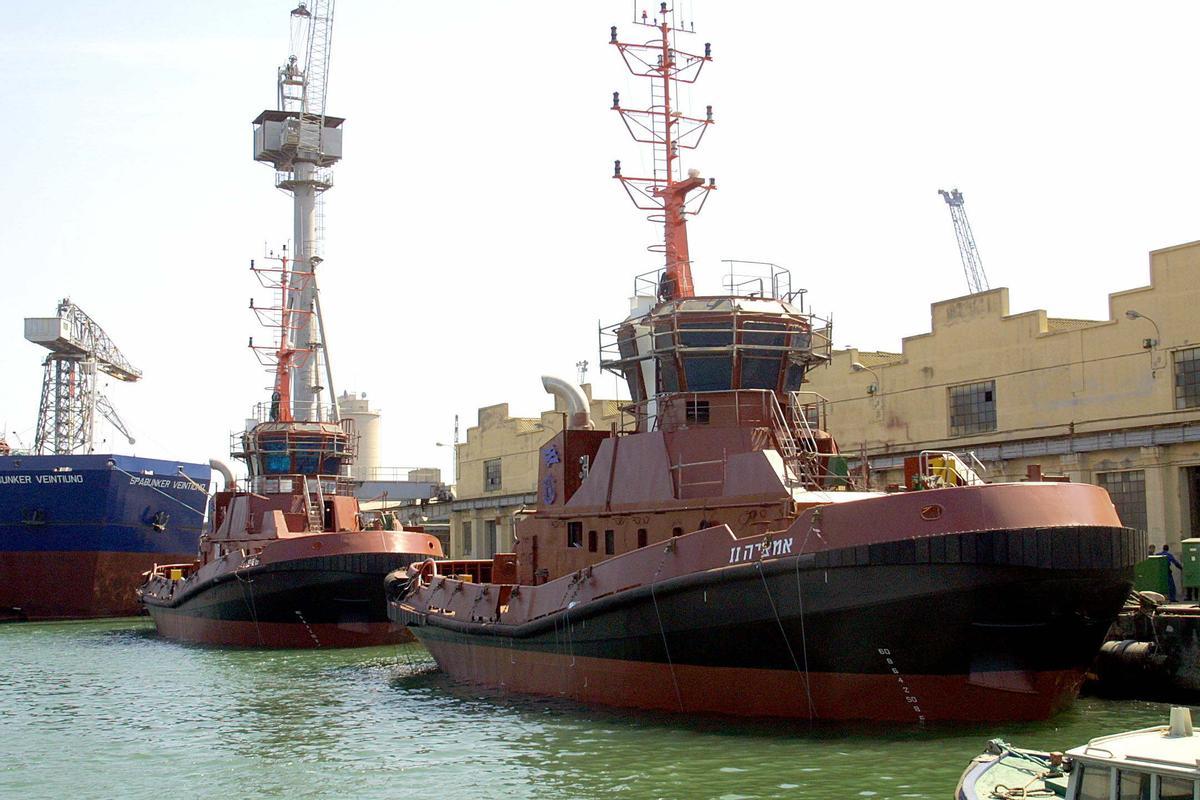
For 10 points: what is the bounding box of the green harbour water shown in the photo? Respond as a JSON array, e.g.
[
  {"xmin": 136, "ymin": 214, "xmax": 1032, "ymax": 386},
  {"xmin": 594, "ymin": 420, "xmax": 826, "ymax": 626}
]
[{"xmin": 0, "ymin": 618, "xmax": 1179, "ymax": 799}]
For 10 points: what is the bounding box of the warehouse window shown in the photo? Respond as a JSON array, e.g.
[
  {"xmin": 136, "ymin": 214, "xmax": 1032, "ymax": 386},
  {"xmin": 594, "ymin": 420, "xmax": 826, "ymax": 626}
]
[
  {"xmin": 1176, "ymin": 347, "xmax": 1200, "ymax": 409},
  {"xmin": 462, "ymin": 521, "xmax": 473, "ymax": 556},
  {"xmin": 949, "ymin": 380, "xmax": 997, "ymax": 436},
  {"xmin": 1096, "ymin": 470, "xmax": 1147, "ymax": 532},
  {"xmin": 484, "ymin": 519, "xmax": 498, "ymax": 558},
  {"xmin": 483, "ymin": 458, "xmax": 502, "ymax": 492}
]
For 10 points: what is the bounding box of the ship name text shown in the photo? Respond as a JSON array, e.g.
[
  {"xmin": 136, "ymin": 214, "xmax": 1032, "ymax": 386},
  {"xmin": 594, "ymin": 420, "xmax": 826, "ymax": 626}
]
[
  {"xmin": 128, "ymin": 476, "xmax": 192, "ymax": 490},
  {"xmin": 729, "ymin": 536, "xmax": 794, "ymax": 564},
  {"xmin": 0, "ymin": 474, "xmax": 85, "ymax": 485}
]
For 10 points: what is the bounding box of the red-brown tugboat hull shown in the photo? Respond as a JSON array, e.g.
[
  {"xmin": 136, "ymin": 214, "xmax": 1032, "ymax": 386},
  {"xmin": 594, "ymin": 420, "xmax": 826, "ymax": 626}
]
[
  {"xmin": 145, "ymin": 610, "xmax": 409, "ymax": 648},
  {"xmin": 142, "ymin": 531, "xmax": 437, "ymax": 648},
  {"xmin": 0, "ymin": 550, "xmax": 190, "ymax": 620},
  {"xmin": 415, "ymin": 639, "xmax": 1083, "ymax": 722},
  {"xmin": 393, "ymin": 484, "xmax": 1143, "ymax": 721}
]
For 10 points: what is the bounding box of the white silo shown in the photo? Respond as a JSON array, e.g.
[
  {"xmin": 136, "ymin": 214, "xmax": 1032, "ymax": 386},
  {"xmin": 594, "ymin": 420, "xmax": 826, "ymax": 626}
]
[{"xmin": 339, "ymin": 391, "xmax": 381, "ymax": 481}]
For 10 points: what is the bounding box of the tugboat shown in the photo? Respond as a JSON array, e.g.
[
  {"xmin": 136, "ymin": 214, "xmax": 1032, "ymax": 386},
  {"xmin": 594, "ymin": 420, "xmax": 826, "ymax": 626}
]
[
  {"xmin": 138, "ymin": 0, "xmax": 442, "ymax": 648},
  {"xmin": 956, "ymin": 707, "xmax": 1200, "ymax": 799},
  {"xmin": 387, "ymin": 6, "xmax": 1142, "ymax": 720}
]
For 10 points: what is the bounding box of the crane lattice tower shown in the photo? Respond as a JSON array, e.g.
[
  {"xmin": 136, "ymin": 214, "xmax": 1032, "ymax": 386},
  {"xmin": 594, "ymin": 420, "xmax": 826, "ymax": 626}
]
[
  {"xmin": 938, "ymin": 188, "xmax": 990, "ymax": 295},
  {"xmin": 25, "ymin": 299, "xmax": 140, "ymax": 455}
]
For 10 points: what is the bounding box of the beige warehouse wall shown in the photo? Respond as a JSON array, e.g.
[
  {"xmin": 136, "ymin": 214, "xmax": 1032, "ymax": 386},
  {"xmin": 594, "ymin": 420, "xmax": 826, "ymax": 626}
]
[{"xmin": 803, "ymin": 240, "xmax": 1200, "ymax": 548}]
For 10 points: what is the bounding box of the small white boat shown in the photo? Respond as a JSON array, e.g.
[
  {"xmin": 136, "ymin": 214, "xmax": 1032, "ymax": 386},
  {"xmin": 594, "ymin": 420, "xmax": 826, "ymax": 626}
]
[{"xmin": 956, "ymin": 707, "xmax": 1200, "ymax": 799}]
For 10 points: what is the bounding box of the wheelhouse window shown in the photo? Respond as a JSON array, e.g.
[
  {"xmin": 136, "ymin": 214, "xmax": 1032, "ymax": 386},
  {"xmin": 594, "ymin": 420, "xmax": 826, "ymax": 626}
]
[
  {"xmin": 742, "ymin": 320, "xmax": 787, "ymax": 346},
  {"xmin": 1075, "ymin": 765, "xmax": 1111, "ymax": 800},
  {"xmin": 260, "ymin": 439, "xmax": 291, "ymax": 474},
  {"xmin": 1176, "ymin": 346, "xmax": 1200, "ymax": 409},
  {"xmin": 1159, "ymin": 776, "xmax": 1196, "ymax": 800},
  {"xmin": 567, "ymin": 521, "xmax": 583, "ymax": 549},
  {"xmin": 587, "ymin": 530, "xmax": 598, "ymax": 552},
  {"xmin": 604, "ymin": 530, "xmax": 615, "ymax": 555},
  {"xmin": 948, "ymin": 380, "xmax": 997, "ymax": 436},
  {"xmin": 740, "ymin": 355, "xmax": 782, "ymax": 390},
  {"xmin": 1117, "ymin": 770, "xmax": 1149, "ymax": 800},
  {"xmin": 637, "ymin": 528, "xmax": 648, "ymax": 548},
  {"xmin": 683, "ymin": 356, "xmax": 733, "ymax": 391},
  {"xmin": 677, "ymin": 319, "xmax": 733, "ymax": 347},
  {"xmin": 483, "ymin": 458, "xmax": 502, "ymax": 492},
  {"xmin": 1096, "ymin": 470, "xmax": 1147, "ymax": 532},
  {"xmin": 783, "ymin": 362, "xmax": 806, "ymax": 392},
  {"xmin": 292, "ymin": 440, "xmax": 320, "ymax": 475},
  {"xmin": 658, "ymin": 357, "xmax": 680, "ymax": 392},
  {"xmin": 686, "ymin": 400, "xmax": 710, "ymax": 424}
]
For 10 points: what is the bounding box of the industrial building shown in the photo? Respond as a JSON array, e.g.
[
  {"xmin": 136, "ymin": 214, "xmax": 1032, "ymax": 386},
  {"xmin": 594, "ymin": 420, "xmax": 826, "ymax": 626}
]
[{"xmin": 802, "ymin": 239, "xmax": 1200, "ymax": 550}]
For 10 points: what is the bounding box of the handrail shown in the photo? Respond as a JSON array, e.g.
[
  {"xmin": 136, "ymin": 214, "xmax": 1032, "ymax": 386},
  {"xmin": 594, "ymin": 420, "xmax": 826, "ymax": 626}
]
[{"xmin": 916, "ymin": 450, "xmax": 985, "ymax": 488}]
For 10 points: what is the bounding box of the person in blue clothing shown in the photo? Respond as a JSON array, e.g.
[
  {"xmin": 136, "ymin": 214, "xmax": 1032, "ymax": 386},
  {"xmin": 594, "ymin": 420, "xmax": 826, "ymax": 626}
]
[{"xmin": 1160, "ymin": 544, "xmax": 1184, "ymax": 602}]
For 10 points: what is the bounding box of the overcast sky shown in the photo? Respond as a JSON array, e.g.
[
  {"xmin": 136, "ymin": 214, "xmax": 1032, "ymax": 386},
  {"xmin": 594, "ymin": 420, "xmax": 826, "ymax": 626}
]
[{"xmin": 3, "ymin": 1, "xmax": 1200, "ymax": 479}]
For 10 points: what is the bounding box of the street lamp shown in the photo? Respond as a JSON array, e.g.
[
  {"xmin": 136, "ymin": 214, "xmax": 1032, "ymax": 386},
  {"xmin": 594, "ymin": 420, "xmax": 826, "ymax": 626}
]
[
  {"xmin": 850, "ymin": 361, "xmax": 880, "ymax": 395},
  {"xmin": 1125, "ymin": 310, "xmax": 1160, "ymax": 349},
  {"xmin": 435, "ymin": 441, "xmax": 456, "ymax": 483}
]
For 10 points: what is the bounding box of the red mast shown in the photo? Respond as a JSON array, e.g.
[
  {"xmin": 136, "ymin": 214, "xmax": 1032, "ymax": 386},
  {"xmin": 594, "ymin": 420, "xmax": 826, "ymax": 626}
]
[
  {"xmin": 611, "ymin": 2, "xmax": 715, "ymax": 301},
  {"xmin": 248, "ymin": 246, "xmax": 316, "ymax": 423}
]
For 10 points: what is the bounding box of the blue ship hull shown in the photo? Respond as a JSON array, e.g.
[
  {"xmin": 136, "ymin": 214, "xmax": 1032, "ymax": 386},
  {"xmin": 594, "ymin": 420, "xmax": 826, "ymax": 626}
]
[{"xmin": 0, "ymin": 454, "xmax": 211, "ymax": 619}]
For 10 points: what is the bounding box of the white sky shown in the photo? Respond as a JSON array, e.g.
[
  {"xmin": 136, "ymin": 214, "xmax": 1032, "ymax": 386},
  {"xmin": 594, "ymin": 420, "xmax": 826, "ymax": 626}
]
[{"xmin": 3, "ymin": 1, "xmax": 1200, "ymax": 479}]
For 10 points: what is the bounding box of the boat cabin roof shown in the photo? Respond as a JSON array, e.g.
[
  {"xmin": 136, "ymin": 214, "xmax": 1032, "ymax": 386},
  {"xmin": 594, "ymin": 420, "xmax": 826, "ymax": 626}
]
[{"xmin": 1068, "ymin": 726, "xmax": 1200, "ymax": 779}]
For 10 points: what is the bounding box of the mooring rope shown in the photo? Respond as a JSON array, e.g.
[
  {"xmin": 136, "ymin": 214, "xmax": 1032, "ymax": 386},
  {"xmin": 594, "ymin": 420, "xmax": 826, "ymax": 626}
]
[
  {"xmin": 650, "ymin": 546, "xmax": 685, "ymax": 713},
  {"xmin": 235, "ymin": 563, "xmax": 264, "ymax": 646},
  {"xmin": 758, "ymin": 559, "xmax": 816, "ymax": 719},
  {"xmin": 792, "ymin": 554, "xmax": 817, "ymax": 718}
]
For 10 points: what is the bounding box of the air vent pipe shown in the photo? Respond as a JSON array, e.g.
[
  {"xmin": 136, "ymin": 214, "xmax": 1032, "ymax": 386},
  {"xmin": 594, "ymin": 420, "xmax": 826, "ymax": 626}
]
[{"xmin": 541, "ymin": 375, "xmax": 593, "ymax": 430}]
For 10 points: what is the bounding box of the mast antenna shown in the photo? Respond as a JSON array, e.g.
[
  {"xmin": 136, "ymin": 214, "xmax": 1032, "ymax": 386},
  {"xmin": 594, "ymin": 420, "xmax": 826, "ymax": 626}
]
[
  {"xmin": 611, "ymin": 2, "xmax": 715, "ymax": 301},
  {"xmin": 938, "ymin": 188, "xmax": 990, "ymax": 295}
]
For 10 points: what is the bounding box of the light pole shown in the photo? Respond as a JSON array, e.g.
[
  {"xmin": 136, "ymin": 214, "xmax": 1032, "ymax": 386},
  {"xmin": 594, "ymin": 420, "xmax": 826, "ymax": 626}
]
[
  {"xmin": 1126, "ymin": 310, "xmax": 1162, "ymax": 377},
  {"xmin": 435, "ymin": 441, "xmax": 457, "ymax": 486},
  {"xmin": 850, "ymin": 361, "xmax": 880, "ymax": 395}
]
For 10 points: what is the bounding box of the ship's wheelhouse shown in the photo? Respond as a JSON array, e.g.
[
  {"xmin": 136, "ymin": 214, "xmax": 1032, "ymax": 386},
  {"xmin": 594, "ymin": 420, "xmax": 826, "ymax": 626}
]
[
  {"xmin": 605, "ymin": 288, "xmax": 831, "ymax": 432},
  {"xmin": 234, "ymin": 419, "xmax": 358, "ymax": 494}
]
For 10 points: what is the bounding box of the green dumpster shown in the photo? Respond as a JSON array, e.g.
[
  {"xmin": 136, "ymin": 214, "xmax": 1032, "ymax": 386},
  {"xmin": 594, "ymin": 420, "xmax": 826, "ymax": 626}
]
[
  {"xmin": 1182, "ymin": 538, "xmax": 1200, "ymax": 590},
  {"xmin": 1135, "ymin": 556, "xmax": 1171, "ymax": 595}
]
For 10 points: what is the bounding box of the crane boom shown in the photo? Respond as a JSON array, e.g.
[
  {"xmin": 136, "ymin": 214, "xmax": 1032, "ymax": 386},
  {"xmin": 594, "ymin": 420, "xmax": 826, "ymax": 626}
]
[
  {"xmin": 938, "ymin": 188, "xmax": 990, "ymax": 295},
  {"xmin": 297, "ymin": 0, "xmax": 334, "ymax": 159}
]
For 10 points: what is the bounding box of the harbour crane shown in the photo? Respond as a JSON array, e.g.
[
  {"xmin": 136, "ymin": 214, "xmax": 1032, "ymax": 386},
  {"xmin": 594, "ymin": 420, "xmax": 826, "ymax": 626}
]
[
  {"xmin": 25, "ymin": 299, "xmax": 140, "ymax": 455},
  {"xmin": 938, "ymin": 188, "xmax": 990, "ymax": 295}
]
